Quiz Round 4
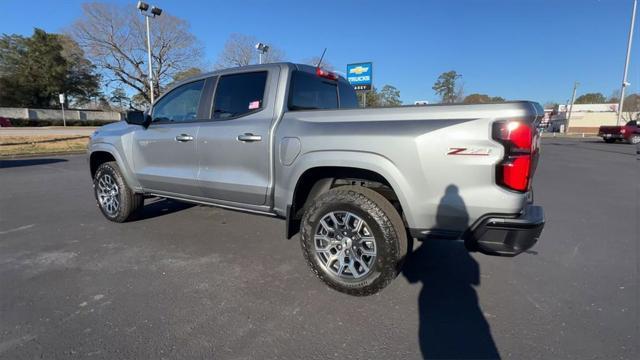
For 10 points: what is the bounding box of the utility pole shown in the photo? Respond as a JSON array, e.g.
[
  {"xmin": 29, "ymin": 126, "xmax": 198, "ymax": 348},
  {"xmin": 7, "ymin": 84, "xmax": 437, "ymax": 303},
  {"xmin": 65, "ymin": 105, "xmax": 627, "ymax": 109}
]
[
  {"xmin": 617, "ymin": 0, "xmax": 637, "ymax": 125},
  {"xmin": 566, "ymin": 81, "xmax": 579, "ymax": 133}
]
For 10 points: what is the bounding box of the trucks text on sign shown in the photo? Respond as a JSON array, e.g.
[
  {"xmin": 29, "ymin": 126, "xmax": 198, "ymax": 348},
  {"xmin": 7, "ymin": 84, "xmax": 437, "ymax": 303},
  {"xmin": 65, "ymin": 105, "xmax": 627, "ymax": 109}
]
[{"xmin": 346, "ymin": 62, "xmax": 372, "ymax": 91}]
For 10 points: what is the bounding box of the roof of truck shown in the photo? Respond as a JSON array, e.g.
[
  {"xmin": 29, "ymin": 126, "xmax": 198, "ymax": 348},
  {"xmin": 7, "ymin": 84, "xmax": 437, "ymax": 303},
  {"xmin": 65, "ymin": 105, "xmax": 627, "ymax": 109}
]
[{"xmin": 161, "ymin": 62, "xmax": 344, "ymax": 97}]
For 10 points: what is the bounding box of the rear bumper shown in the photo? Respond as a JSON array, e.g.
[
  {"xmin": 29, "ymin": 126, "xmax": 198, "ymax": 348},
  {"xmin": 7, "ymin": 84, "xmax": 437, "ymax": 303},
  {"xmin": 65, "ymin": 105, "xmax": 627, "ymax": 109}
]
[
  {"xmin": 463, "ymin": 205, "xmax": 544, "ymax": 257},
  {"xmin": 599, "ymin": 133, "xmax": 623, "ymax": 139}
]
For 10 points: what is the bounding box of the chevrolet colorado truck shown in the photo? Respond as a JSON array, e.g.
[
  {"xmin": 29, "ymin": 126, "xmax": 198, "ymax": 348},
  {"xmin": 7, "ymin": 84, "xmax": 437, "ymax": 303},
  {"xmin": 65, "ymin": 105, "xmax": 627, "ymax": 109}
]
[
  {"xmin": 88, "ymin": 63, "xmax": 545, "ymax": 295},
  {"xmin": 598, "ymin": 120, "xmax": 640, "ymax": 144}
]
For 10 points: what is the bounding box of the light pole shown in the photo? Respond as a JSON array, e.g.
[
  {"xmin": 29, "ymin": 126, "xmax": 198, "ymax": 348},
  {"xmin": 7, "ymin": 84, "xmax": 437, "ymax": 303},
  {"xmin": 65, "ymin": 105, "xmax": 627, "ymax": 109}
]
[
  {"xmin": 617, "ymin": 0, "xmax": 637, "ymax": 125},
  {"xmin": 137, "ymin": 1, "xmax": 162, "ymax": 105},
  {"xmin": 566, "ymin": 81, "xmax": 579, "ymax": 133},
  {"xmin": 255, "ymin": 43, "xmax": 269, "ymax": 64}
]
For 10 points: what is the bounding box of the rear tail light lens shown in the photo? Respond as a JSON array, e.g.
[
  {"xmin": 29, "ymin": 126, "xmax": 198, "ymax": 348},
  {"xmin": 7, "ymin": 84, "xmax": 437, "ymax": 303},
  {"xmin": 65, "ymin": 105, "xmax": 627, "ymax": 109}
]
[{"xmin": 493, "ymin": 121, "xmax": 537, "ymax": 192}]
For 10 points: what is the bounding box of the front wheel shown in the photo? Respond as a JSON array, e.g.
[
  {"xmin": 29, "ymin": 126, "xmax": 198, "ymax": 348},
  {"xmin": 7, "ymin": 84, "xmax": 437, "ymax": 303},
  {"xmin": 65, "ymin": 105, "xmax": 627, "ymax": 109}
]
[
  {"xmin": 299, "ymin": 186, "xmax": 407, "ymax": 296},
  {"xmin": 603, "ymin": 138, "xmax": 616, "ymax": 143},
  {"xmin": 93, "ymin": 161, "xmax": 143, "ymax": 222}
]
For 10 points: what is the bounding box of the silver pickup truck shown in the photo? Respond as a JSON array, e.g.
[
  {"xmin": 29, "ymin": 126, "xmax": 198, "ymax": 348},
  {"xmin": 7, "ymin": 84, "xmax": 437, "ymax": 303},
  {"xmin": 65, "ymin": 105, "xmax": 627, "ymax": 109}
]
[{"xmin": 88, "ymin": 63, "xmax": 545, "ymax": 295}]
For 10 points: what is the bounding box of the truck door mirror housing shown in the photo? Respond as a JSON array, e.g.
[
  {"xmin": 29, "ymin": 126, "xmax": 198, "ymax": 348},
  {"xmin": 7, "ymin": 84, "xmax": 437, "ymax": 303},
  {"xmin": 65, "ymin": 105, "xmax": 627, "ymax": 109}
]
[{"xmin": 125, "ymin": 110, "xmax": 151, "ymax": 127}]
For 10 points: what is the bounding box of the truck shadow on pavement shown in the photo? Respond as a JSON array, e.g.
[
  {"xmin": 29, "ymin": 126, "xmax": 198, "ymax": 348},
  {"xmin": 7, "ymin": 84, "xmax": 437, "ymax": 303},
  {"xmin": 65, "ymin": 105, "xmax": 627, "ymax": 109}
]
[
  {"xmin": 402, "ymin": 185, "xmax": 500, "ymax": 359},
  {"xmin": 133, "ymin": 198, "xmax": 195, "ymax": 221},
  {"xmin": 0, "ymin": 158, "xmax": 68, "ymax": 169}
]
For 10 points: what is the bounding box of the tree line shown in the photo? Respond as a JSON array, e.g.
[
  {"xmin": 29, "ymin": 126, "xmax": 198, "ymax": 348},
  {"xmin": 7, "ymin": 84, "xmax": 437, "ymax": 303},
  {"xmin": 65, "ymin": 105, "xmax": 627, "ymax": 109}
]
[{"xmin": 1, "ymin": 1, "xmax": 638, "ymax": 113}]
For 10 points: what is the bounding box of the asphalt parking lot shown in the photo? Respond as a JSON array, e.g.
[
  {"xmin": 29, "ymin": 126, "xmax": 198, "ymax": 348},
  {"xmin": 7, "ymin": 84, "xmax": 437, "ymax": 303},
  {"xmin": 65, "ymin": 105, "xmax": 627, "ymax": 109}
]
[{"xmin": 0, "ymin": 137, "xmax": 638, "ymax": 359}]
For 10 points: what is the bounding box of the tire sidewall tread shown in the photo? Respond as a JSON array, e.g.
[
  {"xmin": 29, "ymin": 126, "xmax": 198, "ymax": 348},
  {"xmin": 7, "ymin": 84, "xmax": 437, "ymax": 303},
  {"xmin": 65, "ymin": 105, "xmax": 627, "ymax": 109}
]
[
  {"xmin": 300, "ymin": 185, "xmax": 407, "ymax": 296},
  {"xmin": 93, "ymin": 161, "xmax": 142, "ymax": 222}
]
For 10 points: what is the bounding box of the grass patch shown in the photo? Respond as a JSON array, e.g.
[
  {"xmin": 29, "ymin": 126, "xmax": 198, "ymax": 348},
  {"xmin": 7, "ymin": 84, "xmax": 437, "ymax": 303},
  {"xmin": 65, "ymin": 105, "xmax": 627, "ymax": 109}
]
[{"xmin": 0, "ymin": 135, "xmax": 89, "ymax": 156}]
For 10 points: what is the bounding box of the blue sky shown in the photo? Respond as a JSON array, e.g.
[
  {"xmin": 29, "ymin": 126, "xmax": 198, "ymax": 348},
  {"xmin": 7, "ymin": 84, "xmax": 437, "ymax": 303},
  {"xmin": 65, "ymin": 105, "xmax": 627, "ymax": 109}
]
[{"xmin": 1, "ymin": 0, "xmax": 638, "ymax": 105}]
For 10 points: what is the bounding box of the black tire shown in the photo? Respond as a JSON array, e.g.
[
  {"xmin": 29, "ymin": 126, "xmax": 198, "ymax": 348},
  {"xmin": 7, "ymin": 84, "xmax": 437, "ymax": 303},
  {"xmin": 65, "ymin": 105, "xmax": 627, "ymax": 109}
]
[
  {"xmin": 603, "ymin": 138, "xmax": 616, "ymax": 143},
  {"xmin": 300, "ymin": 185, "xmax": 407, "ymax": 296},
  {"xmin": 629, "ymin": 135, "xmax": 640, "ymax": 145},
  {"xmin": 93, "ymin": 161, "xmax": 143, "ymax": 222}
]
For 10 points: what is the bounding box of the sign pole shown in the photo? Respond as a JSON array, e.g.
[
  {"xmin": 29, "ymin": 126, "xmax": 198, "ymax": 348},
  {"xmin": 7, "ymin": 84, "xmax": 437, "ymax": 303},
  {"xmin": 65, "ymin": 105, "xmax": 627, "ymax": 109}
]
[
  {"xmin": 59, "ymin": 93, "xmax": 66, "ymax": 127},
  {"xmin": 363, "ymin": 92, "xmax": 367, "ymax": 108}
]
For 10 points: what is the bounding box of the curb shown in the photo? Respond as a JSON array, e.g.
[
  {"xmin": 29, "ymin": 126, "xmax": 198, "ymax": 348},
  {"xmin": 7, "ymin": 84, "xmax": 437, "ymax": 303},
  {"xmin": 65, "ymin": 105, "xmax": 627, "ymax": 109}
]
[{"xmin": 0, "ymin": 151, "xmax": 87, "ymax": 160}]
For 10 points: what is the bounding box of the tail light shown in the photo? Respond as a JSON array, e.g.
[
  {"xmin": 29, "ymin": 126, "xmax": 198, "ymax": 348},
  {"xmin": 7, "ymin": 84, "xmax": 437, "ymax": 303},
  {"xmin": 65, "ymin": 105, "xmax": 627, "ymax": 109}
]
[
  {"xmin": 316, "ymin": 67, "xmax": 339, "ymax": 81},
  {"xmin": 492, "ymin": 120, "xmax": 538, "ymax": 192}
]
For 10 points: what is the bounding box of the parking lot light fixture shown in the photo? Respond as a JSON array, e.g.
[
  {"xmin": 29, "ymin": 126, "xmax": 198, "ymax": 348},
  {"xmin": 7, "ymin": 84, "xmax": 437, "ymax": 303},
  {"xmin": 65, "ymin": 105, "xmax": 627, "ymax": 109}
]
[
  {"xmin": 137, "ymin": 1, "xmax": 163, "ymax": 105},
  {"xmin": 255, "ymin": 43, "xmax": 269, "ymax": 64}
]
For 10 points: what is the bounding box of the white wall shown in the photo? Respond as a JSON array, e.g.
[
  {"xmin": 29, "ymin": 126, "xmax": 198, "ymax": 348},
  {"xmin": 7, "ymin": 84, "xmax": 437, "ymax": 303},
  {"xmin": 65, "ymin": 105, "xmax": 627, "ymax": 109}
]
[{"xmin": 0, "ymin": 107, "xmax": 122, "ymax": 122}]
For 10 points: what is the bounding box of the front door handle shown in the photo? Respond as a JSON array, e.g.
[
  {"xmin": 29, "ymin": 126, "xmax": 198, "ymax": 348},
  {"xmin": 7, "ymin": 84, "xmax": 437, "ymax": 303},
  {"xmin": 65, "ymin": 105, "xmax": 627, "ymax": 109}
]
[
  {"xmin": 237, "ymin": 133, "xmax": 262, "ymax": 142},
  {"xmin": 175, "ymin": 134, "xmax": 194, "ymax": 142}
]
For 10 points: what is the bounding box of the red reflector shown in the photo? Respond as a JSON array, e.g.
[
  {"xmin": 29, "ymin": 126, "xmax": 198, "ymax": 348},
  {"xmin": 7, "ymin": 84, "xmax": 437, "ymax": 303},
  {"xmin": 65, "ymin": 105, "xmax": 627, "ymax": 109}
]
[
  {"xmin": 316, "ymin": 67, "xmax": 338, "ymax": 80},
  {"xmin": 501, "ymin": 156, "xmax": 531, "ymax": 192}
]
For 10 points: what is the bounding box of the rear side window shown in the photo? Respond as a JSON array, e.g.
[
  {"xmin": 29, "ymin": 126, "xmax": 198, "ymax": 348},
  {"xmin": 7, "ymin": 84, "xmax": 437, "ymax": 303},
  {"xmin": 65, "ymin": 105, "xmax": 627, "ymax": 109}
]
[
  {"xmin": 338, "ymin": 81, "xmax": 359, "ymax": 109},
  {"xmin": 288, "ymin": 71, "xmax": 338, "ymax": 110},
  {"xmin": 213, "ymin": 71, "xmax": 267, "ymax": 119}
]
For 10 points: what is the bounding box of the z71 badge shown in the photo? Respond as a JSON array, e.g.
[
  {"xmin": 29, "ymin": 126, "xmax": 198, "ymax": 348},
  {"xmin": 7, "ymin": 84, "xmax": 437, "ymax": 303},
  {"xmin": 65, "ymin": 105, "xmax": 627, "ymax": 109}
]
[{"xmin": 447, "ymin": 147, "xmax": 492, "ymax": 156}]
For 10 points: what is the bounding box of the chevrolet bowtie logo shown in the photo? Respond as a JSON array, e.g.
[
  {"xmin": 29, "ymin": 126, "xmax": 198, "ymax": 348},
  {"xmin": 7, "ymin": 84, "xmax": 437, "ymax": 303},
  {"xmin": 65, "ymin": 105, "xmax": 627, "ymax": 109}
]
[{"xmin": 349, "ymin": 66, "xmax": 369, "ymax": 75}]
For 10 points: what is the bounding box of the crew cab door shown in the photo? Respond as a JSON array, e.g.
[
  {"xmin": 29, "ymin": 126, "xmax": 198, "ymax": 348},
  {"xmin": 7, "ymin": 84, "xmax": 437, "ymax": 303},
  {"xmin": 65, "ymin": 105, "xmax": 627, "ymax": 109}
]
[
  {"xmin": 132, "ymin": 79, "xmax": 209, "ymax": 196},
  {"xmin": 197, "ymin": 69, "xmax": 277, "ymax": 205}
]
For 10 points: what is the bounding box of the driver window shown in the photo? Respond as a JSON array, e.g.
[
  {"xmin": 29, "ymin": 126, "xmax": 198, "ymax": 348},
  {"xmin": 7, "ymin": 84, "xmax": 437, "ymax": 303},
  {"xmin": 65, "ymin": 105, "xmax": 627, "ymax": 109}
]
[{"xmin": 152, "ymin": 80, "xmax": 205, "ymax": 123}]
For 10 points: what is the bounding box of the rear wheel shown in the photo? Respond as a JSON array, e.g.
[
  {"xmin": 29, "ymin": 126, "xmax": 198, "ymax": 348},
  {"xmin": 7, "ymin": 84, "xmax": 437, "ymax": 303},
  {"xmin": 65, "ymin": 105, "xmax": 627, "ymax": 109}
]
[
  {"xmin": 300, "ymin": 186, "xmax": 407, "ymax": 296},
  {"xmin": 93, "ymin": 161, "xmax": 143, "ymax": 222},
  {"xmin": 629, "ymin": 135, "xmax": 640, "ymax": 145}
]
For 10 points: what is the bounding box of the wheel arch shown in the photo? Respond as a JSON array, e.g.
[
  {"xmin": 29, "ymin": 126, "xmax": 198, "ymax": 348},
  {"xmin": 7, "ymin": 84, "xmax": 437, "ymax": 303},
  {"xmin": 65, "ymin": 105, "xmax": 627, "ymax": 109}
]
[
  {"xmin": 283, "ymin": 152, "xmax": 414, "ymax": 239},
  {"xmin": 89, "ymin": 143, "xmax": 141, "ymax": 191}
]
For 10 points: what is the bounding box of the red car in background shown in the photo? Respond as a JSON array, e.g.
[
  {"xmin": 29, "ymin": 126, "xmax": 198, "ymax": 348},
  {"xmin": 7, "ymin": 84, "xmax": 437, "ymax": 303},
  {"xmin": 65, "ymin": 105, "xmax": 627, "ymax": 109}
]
[{"xmin": 598, "ymin": 121, "xmax": 640, "ymax": 144}]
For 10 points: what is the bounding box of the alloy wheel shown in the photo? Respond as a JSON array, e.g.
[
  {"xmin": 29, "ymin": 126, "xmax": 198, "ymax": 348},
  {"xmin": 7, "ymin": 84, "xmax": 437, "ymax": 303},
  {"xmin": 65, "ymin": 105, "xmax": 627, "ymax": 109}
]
[
  {"xmin": 96, "ymin": 174, "xmax": 120, "ymax": 216},
  {"xmin": 314, "ymin": 211, "xmax": 377, "ymax": 280}
]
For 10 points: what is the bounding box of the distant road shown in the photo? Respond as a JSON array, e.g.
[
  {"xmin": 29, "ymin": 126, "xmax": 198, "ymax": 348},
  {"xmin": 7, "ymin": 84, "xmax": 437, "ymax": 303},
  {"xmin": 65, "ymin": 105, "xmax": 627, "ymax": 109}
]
[{"xmin": 0, "ymin": 127, "xmax": 98, "ymax": 137}]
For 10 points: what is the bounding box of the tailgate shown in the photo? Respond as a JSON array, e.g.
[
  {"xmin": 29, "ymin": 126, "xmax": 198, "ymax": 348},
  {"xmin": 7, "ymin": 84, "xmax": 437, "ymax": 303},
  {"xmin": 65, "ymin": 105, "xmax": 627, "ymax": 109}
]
[{"xmin": 599, "ymin": 126, "xmax": 622, "ymax": 134}]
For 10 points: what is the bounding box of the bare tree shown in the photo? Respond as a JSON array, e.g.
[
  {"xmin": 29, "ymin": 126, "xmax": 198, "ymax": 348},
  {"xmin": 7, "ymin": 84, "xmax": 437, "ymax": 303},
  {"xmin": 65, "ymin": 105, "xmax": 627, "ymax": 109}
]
[
  {"xmin": 304, "ymin": 56, "xmax": 334, "ymax": 71},
  {"xmin": 69, "ymin": 2, "xmax": 204, "ymax": 104},
  {"xmin": 621, "ymin": 93, "xmax": 640, "ymax": 122},
  {"xmin": 214, "ymin": 33, "xmax": 285, "ymax": 69}
]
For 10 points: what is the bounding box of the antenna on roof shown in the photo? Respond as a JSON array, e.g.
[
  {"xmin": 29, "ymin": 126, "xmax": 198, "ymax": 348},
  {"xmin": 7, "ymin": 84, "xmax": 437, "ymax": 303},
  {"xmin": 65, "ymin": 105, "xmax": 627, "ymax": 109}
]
[{"xmin": 316, "ymin": 48, "xmax": 327, "ymax": 69}]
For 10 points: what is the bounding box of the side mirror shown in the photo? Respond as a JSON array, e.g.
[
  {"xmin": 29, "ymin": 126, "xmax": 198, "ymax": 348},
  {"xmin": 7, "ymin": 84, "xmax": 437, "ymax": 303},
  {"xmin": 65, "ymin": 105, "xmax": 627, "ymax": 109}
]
[{"xmin": 125, "ymin": 110, "xmax": 151, "ymax": 127}]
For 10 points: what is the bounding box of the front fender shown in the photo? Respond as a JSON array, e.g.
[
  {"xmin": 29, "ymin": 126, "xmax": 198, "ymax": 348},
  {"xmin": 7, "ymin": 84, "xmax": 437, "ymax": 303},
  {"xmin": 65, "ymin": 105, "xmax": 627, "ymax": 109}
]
[{"xmin": 89, "ymin": 142, "xmax": 142, "ymax": 191}]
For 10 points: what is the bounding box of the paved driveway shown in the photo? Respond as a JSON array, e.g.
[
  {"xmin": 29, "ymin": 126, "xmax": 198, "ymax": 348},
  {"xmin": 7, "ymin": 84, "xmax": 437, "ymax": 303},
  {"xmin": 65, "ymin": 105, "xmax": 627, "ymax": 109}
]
[{"xmin": 0, "ymin": 138, "xmax": 637, "ymax": 359}]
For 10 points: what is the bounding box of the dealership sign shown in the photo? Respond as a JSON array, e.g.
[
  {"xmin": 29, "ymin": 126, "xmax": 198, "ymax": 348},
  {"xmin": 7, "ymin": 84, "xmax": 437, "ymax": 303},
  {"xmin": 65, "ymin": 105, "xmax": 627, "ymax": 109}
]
[{"xmin": 346, "ymin": 62, "xmax": 372, "ymax": 91}]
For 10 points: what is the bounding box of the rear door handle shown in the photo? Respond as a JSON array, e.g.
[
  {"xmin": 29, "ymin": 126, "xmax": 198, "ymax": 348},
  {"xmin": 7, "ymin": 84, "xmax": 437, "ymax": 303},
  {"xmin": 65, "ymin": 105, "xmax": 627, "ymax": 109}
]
[
  {"xmin": 237, "ymin": 133, "xmax": 262, "ymax": 142},
  {"xmin": 175, "ymin": 134, "xmax": 194, "ymax": 142}
]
